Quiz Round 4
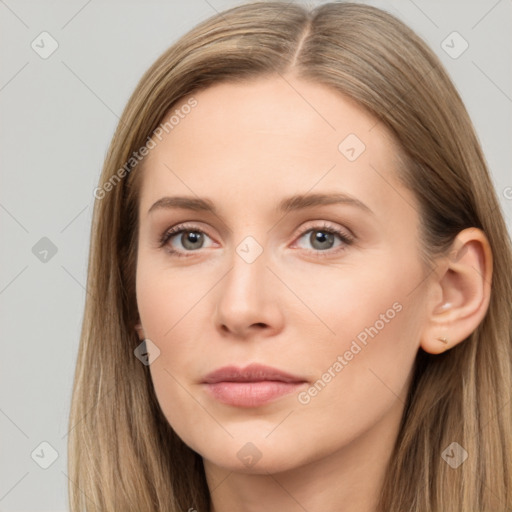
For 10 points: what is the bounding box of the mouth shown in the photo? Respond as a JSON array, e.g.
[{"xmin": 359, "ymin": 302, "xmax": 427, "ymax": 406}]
[{"xmin": 202, "ymin": 363, "xmax": 308, "ymax": 408}]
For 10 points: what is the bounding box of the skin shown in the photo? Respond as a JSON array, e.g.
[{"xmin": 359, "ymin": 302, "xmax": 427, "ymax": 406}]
[{"xmin": 134, "ymin": 75, "xmax": 492, "ymax": 512}]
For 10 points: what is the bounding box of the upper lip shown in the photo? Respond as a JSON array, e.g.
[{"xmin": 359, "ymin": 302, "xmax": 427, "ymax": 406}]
[{"xmin": 202, "ymin": 363, "xmax": 306, "ymax": 384}]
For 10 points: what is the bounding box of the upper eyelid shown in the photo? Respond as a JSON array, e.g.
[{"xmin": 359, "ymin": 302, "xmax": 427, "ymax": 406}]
[{"xmin": 163, "ymin": 220, "xmax": 350, "ymax": 235}]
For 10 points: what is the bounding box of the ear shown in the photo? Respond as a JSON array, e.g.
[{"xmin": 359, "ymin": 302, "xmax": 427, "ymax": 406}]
[
  {"xmin": 134, "ymin": 321, "xmax": 145, "ymax": 340},
  {"xmin": 420, "ymin": 227, "xmax": 493, "ymax": 354}
]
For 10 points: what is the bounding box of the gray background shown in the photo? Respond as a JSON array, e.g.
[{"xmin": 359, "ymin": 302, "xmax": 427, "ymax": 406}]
[{"xmin": 1, "ymin": 0, "xmax": 510, "ymax": 510}]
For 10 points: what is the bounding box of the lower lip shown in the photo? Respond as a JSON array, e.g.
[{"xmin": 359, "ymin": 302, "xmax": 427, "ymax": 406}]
[{"xmin": 204, "ymin": 381, "xmax": 305, "ymax": 407}]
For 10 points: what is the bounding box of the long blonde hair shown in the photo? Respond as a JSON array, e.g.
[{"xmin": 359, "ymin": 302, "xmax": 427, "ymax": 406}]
[{"xmin": 68, "ymin": 2, "xmax": 512, "ymax": 510}]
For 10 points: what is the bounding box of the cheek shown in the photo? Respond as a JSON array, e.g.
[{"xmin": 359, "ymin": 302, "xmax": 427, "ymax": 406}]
[
  {"xmin": 286, "ymin": 251, "xmax": 424, "ymax": 355},
  {"xmin": 136, "ymin": 271, "xmax": 204, "ymax": 451},
  {"xmin": 288, "ymin": 249, "xmax": 425, "ymax": 402},
  {"xmin": 136, "ymin": 257, "xmax": 221, "ymax": 444},
  {"xmin": 280, "ymin": 266, "xmax": 424, "ymax": 466},
  {"xmin": 135, "ymin": 255, "xmax": 211, "ymax": 340}
]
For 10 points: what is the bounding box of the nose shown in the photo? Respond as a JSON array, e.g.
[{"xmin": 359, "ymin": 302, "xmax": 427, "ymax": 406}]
[{"xmin": 214, "ymin": 240, "xmax": 285, "ymax": 339}]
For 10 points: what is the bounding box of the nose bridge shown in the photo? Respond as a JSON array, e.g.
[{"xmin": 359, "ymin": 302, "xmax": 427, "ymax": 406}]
[
  {"xmin": 223, "ymin": 233, "xmax": 270, "ymax": 304},
  {"xmin": 214, "ymin": 230, "xmax": 279, "ymax": 333}
]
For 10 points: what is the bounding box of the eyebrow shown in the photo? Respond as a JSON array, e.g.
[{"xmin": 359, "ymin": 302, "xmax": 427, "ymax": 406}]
[{"xmin": 147, "ymin": 192, "xmax": 373, "ymax": 216}]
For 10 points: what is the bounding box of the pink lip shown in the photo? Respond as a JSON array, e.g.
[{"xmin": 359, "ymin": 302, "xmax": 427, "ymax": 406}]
[{"xmin": 202, "ymin": 363, "xmax": 307, "ymax": 408}]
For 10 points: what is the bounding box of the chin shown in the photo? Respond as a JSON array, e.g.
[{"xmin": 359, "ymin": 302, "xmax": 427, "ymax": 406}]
[
  {"xmin": 204, "ymin": 452, "xmax": 303, "ymax": 475},
  {"xmin": 190, "ymin": 435, "xmax": 317, "ymax": 476}
]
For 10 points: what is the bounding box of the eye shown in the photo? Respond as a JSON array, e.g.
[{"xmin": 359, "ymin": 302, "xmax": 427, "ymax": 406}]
[
  {"xmin": 159, "ymin": 223, "xmax": 215, "ymax": 258},
  {"xmin": 159, "ymin": 221, "xmax": 354, "ymax": 259},
  {"xmin": 293, "ymin": 222, "xmax": 354, "ymax": 257}
]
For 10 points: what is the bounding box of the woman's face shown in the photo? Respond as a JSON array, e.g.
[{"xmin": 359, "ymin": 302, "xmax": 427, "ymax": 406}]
[{"xmin": 135, "ymin": 76, "xmax": 430, "ymax": 474}]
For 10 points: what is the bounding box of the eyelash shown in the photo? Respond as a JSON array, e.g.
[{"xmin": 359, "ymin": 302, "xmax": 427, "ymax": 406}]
[{"xmin": 158, "ymin": 221, "xmax": 354, "ymax": 259}]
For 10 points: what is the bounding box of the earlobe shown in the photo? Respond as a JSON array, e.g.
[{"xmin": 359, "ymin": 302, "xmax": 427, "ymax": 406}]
[{"xmin": 420, "ymin": 228, "xmax": 493, "ymax": 355}]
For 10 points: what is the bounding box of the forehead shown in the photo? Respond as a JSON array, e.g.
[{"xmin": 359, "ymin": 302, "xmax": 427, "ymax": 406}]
[
  {"xmin": 162, "ymin": 76, "xmax": 385, "ymax": 154},
  {"xmin": 138, "ymin": 76, "xmax": 406, "ymax": 218}
]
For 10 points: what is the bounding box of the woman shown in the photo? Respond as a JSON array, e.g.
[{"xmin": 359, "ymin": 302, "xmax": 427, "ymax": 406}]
[{"xmin": 68, "ymin": 2, "xmax": 512, "ymax": 511}]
